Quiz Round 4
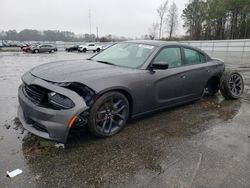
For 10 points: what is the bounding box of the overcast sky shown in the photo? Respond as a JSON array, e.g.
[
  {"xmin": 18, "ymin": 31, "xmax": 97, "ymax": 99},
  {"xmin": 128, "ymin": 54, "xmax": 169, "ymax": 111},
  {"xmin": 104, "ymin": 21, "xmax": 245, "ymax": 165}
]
[{"xmin": 0, "ymin": 0, "xmax": 189, "ymax": 38}]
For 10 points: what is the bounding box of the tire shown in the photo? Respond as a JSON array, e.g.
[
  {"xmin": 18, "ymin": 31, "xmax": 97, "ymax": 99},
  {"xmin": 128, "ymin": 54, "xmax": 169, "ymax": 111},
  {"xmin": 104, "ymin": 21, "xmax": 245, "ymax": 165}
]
[
  {"xmin": 96, "ymin": 48, "xmax": 100, "ymax": 52},
  {"xmin": 220, "ymin": 70, "xmax": 244, "ymax": 100},
  {"xmin": 83, "ymin": 48, "xmax": 87, "ymax": 53},
  {"xmin": 88, "ymin": 92, "xmax": 129, "ymax": 137},
  {"xmin": 34, "ymin": 49, "xmax": 39, "ymax": 53},
  {"xmin": 93, "ymin": 50, "xmax": 96, "ymax": 53},
  {"xmin": 204, "ymin": 77, "xmax": 220, "ymax": 97},
  {"xmin": 50, "ymin": 49, "xmax": 55, "ymax": 53}
]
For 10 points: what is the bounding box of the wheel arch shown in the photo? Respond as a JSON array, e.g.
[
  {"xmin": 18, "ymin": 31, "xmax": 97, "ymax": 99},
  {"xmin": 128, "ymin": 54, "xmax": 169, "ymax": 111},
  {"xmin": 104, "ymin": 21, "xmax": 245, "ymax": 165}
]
[
  {"xmin": 97, "ymin": 87, "xmax": 134, "ymax": 117},
  {"xmin": 203, "ymin": 74, "xmax": 221, "ymax": 96},
  {"xmin": 206, "ymin": 75, "xmax": 221, "ymax": 87}
]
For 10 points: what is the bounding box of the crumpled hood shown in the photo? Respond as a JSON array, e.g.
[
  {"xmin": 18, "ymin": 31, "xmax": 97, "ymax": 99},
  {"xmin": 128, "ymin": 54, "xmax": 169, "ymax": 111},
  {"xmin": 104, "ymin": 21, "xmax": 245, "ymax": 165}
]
[{"xmin": 30, "ymin": 59, "xmax": 136, "ymax": 91}]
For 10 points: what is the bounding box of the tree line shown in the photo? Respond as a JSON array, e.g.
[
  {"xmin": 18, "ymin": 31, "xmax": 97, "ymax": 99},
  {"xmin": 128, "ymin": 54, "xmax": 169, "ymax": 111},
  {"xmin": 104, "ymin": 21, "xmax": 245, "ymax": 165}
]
[
  {"xmin": 0, "ymin": 29, "xmax": 128, "ymax": 42},
  {"xmin": 0, "ymin": 29, "xmax": 97, "ymax": 42},
  {"xmin": 182, "ymin": 0, "xmax": 250, "ymax": 40},
  {"xmin": 148, "ymin": 0, "xmax": 250, "ymax": 40}
]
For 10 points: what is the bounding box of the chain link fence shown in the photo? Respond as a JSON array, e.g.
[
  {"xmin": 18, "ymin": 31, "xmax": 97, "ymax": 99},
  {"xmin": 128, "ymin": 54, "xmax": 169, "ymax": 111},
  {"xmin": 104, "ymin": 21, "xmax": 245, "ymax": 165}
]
[{"xmin": 179, "ymin": 39, "xmax": 250, "ymax": 66}]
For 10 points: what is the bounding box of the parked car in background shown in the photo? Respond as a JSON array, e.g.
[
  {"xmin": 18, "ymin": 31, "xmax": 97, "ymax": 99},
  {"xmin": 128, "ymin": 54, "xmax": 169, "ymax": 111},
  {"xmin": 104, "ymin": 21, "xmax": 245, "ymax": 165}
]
[
  {"xmin": 20, "ymin": 43, "xmax": 28, "ymax": 49},
  {"xmin": 78, "ymin": 43, "xmax": 102, "ymax": 53},
  {"xmin": 2, "ymin": 40, "xmax": 10, "ymax": 47},
  {"xmin": 0, "ymin": 41, "xmax": 4, "ymax": 48},
  {"xmin": 30, "ymin": 44, "xmax": 57, "ymax": 53},
  {"xmin": 65, "ymin": 45, "xmax": 79, "ymax": 52},
  {"xmin": 21, "ymin": 43, "xmax": 40, "ymax": 52}
]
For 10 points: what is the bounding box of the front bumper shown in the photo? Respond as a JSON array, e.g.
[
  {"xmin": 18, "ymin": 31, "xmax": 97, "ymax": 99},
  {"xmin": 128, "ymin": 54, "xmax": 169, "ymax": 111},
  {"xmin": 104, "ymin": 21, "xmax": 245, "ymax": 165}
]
[{"xmin": 18, "ymin": 72, "xmax": 88, "ymax": 143}]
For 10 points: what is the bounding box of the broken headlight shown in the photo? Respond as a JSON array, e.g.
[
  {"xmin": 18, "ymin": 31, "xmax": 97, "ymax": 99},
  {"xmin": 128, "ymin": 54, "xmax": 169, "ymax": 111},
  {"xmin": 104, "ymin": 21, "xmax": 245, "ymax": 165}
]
[
  {"xmin": 48, "ymin": 92, "xmax": 75, "ymax": 109},
  {"xmin": 63, "ymin": 83, "xmax": 96, "ymax": 105},
  {"xmin": 50, "ymin": 82, "xmax": 96, "ymax": 106}
]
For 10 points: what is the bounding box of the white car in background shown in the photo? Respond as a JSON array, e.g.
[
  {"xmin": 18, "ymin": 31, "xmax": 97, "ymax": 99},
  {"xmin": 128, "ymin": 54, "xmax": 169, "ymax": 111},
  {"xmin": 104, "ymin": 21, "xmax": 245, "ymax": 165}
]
[{"xmin": 78, "ymin": 43, "xmax": 102, "ymax": 53}]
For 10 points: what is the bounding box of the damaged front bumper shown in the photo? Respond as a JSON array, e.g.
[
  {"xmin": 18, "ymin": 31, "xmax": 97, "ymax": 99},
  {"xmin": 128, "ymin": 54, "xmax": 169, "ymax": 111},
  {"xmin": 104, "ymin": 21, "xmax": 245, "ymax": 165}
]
[{"xmin": 18, "ymin": 72, "xmax": 89, "ymax": 143}]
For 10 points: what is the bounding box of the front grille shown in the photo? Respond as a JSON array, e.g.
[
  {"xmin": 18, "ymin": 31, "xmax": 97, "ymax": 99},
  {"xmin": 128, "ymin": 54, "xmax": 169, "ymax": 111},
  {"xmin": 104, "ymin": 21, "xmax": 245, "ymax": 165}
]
[{"xmin": 23, "ymin": 84, "xmax": 47, "ymax": 104}]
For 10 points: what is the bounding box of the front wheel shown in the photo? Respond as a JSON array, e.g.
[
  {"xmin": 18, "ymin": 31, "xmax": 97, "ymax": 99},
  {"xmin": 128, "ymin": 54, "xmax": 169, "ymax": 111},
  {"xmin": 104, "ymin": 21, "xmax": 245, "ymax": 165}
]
[
  {"xmin": 220, "ymin": 70, "xmax": 244, "ymax": 100},
  {"xmin": 88, "ymin": 92, "xmax": 129, "ymax": 137},
  {"xmin": 33, "ymin": 49, "xmax": 39, "ymax": 53}
]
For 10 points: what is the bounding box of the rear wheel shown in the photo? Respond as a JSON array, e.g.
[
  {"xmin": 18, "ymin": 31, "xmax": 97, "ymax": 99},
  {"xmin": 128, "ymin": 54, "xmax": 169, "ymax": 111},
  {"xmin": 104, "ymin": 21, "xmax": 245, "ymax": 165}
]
[
  {"xmin": 83, "ymin": 48, "xmax": 87, "ymax": 53},
  {"xmin": 220, "ymin": 70, "xmax": 244, "ymax": 100},
  {"xmin": 50, "ymin": 49, "xmax": 55, "ymax": 53},
  {"xmin": 96, "ymin": 48, "xmax": 100, "ymax": 52},
  {"xmin": 88, "ymin": 92, "xmax": 129, "ymax": 137}
]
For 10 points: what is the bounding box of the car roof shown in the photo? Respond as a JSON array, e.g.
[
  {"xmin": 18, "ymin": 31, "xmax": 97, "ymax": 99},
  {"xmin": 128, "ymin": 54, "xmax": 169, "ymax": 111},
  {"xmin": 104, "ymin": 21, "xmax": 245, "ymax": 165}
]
[
  {"xmin": 125, "ymin": 40, "xmax": 209, "ymax": 56},
  {"xmin": 125, "ymin": 40, "xmax": 174, "ymax": 47}
]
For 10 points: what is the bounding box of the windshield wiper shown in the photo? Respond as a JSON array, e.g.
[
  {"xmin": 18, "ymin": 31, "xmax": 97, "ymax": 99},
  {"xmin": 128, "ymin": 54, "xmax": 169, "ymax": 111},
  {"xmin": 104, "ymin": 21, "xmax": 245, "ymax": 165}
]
[{"xmin": 95, "ymin": 60, "xmax": 115, "ymax": 66}]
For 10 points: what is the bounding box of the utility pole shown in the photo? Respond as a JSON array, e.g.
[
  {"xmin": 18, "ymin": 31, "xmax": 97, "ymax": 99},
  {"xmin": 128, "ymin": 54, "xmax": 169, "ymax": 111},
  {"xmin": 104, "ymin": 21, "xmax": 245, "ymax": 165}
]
[
  {"xmin": 89, "ymin": 9, "xmax": 92, "ymax": 35},
  {"xmin": 96, "ymin": 27, "xmax": 99, "ymax": 42}
]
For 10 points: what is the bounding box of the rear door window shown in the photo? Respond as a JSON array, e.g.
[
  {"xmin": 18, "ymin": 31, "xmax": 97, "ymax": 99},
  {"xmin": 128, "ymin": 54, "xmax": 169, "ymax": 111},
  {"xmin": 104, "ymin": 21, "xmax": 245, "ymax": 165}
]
[{"xmin": 183, "ymin": 48, "xmax": 206, "ymax": 65}]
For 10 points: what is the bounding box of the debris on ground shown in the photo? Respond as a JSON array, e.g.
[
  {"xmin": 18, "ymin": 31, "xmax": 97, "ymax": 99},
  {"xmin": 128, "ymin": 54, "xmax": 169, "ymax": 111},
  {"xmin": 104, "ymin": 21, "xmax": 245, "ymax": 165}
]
[
  {"xmin": 55, "ymin": 143, "xmax": 65, "ymax": 149},
  {"xmin": 13, "ymin": 117, "xmax": 23, "ymax": 130},
  {"xmin": 6, "ymin": 169, "xmax": 23, "ymax": 178},
  {"xmin": 35, "ymin": 174, "xmax": 41, "ymax": 180},
  {"xmin": 4, "ymin": 123, "xmax": 11, "ymax": 129}
]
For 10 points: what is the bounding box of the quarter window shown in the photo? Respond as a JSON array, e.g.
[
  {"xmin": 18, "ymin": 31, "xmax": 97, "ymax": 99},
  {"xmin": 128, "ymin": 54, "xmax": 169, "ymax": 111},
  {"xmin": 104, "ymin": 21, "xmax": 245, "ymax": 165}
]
[
  {"xmin": 153, "ymin": 48, "xmax": 182, "ymax": 68},
  {"xmin": 183, "ymin": 48, "xmax": 206, "ymax": 65}
]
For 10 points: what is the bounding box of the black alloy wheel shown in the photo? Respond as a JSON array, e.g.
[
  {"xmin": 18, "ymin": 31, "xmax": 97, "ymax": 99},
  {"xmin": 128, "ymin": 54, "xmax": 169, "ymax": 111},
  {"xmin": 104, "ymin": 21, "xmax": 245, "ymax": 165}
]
[
  {"xmin": 88, "ymin": 92, "xmax": 129, "ymax": 137},
  {"xmin": 220, "ymin": 70, "xmax": 244, "ymax": 100}
]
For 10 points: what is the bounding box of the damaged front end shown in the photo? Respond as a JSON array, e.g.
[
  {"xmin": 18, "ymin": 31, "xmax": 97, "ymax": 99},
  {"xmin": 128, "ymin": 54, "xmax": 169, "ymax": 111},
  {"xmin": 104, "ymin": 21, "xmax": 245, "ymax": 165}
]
[
  {"xmin": 18, "ymin": 72, "xmax": 96, "ymax": 143},
  {"xmin": 52, "ymin": 82, "xmax": 97, "ymax": 129}
]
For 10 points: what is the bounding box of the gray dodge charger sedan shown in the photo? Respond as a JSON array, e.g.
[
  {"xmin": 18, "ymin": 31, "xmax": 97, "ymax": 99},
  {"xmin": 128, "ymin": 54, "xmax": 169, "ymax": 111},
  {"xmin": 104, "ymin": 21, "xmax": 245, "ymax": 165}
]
[{"xmin": 18, "ymin": 40, "xmax": 244, "ymax": 143}]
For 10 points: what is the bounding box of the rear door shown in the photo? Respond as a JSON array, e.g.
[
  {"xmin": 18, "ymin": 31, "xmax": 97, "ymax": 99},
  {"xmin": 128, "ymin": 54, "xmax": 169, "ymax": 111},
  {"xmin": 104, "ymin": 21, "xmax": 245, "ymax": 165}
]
[
  {"xmin": 180, "ymin": 47, "xmax": 211, "ymax": 98},
  {"xmin": 39, "ymin": 45, "xmax": 48, "ymax": 52},
  {"xmin": 88, "ymin": 43, "xmax": 95, "ymax": 50}
]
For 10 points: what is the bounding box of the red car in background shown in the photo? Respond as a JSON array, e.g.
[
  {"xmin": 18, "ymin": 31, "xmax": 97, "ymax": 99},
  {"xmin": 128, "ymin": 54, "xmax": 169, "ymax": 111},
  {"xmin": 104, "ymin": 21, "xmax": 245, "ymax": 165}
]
[{"xmin": 21, "ymin": 43, "xmax": 39, "ymax": 52}]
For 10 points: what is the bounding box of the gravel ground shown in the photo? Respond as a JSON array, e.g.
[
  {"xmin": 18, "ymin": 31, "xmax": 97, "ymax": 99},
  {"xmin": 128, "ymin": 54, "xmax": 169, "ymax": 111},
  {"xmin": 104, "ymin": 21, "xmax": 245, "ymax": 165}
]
[{"xmin": 0, "ymin": 51, "xmax": 250, "ymax": 188}]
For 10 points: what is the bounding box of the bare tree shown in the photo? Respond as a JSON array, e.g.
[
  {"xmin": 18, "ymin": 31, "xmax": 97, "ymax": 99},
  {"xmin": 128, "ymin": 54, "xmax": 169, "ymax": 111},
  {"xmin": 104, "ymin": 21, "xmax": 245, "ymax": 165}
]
[
  {"xmin": 148, "ymin": 23, "xmax": 159, "ymax": 40},
  {"xmin": 157, "ymin": 0, "xmax": 168, "ymax": 39},
  {"xmin": 166, "ymin": 2, "xmax": 178, "ymax": 40}
]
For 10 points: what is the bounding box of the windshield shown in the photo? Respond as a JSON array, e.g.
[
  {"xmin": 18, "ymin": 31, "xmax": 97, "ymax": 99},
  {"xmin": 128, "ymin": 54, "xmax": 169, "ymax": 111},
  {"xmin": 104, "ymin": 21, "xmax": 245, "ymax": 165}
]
[{"xmin": 91, "ymin": 43, "xmax": 155, "ymax": 68}]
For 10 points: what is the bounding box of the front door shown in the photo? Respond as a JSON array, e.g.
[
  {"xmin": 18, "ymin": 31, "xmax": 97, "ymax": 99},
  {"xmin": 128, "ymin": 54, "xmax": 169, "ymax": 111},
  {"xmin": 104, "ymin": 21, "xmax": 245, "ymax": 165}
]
[{"xmin": 149, "ymin": 47, "xmax": 189, "ymax": 107}]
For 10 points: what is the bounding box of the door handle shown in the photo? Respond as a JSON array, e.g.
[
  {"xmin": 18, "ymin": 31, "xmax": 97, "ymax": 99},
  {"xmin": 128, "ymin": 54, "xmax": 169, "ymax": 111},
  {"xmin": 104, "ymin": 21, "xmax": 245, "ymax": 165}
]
[{"xmin": 180, "ymin": 75, "xmax": 186, "ymax": 79}]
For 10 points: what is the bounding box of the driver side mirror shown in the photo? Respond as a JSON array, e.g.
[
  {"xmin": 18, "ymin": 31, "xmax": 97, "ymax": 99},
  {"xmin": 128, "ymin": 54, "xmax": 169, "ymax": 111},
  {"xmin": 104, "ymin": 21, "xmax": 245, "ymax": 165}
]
[{"xmin": 150, "ymin": 61, "xmax": 169, "ymax": 70}]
